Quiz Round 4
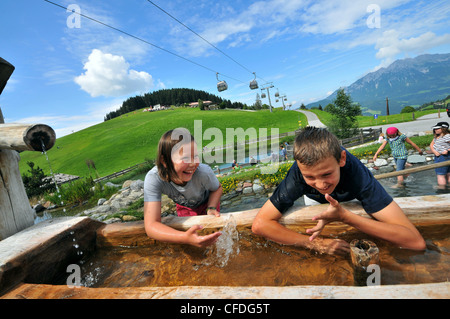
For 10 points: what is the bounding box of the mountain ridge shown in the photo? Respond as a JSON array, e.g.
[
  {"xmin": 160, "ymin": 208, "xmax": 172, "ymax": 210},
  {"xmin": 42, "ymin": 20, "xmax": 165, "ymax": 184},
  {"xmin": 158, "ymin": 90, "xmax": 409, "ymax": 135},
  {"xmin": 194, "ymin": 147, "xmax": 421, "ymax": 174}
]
[{"xmin": 306, "ymin": 53, "xmax": 450, "ymax": 114}]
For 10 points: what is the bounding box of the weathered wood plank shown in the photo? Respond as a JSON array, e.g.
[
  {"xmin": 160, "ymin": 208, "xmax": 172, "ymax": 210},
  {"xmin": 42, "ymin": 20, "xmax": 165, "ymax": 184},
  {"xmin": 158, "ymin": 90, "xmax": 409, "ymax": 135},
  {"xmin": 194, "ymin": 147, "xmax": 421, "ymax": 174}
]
[{"xmin": 2, "ymin": 282, "xmax": 448, "ymax": 299}]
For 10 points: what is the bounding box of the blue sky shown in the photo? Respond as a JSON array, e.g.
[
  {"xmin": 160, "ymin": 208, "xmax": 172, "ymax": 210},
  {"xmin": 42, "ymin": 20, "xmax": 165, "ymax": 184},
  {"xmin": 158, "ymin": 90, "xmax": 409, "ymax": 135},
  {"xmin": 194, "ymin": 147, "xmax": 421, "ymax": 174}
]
[{"xmin": 1, "ymin": 0, "xmax": 450, "ymax": 137}]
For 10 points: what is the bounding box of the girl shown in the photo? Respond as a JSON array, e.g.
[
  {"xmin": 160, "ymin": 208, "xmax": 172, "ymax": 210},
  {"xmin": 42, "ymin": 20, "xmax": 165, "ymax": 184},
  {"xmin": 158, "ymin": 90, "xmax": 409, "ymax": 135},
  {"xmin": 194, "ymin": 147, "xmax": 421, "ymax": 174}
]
[
  {"xmin": 143, "ymin": 128, "xmax": 222, "ymax": 247},
  {"xmin": 373, "ymin": 127, "xmax": 423, "ymax": 185},
  {"xmin": 430, "ymin": 122, "xmax": 450, "ymax": 187}
]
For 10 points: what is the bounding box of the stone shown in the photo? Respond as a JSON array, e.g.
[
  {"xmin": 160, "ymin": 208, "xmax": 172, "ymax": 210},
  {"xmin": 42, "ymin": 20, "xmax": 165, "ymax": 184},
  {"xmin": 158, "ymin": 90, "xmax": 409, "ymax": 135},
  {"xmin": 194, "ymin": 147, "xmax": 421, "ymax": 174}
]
[
  {"xmin": 97, "ymin": 198, "xmax": 107, "ymax": 206},
  {"xmin": 374, "ymin": 159, "xmax": 388, "ymax": 167},
  {"xmin": 130, "ymin": 180, "xmax": 144, "ymax": 191},
  {"xmin": 252, "ymin": 184, "xmax": 264, "ymax": 193},
  {"xmin": 407, "ymin": 155, "xmax": 427, "ymax": 164},
  {"xmin": 122, "ymin": 180, "xmax": 133, "ymax": 189},
  {"xmin": 122, "ymin": 215, "xmax": 138, "ymax": 222}
]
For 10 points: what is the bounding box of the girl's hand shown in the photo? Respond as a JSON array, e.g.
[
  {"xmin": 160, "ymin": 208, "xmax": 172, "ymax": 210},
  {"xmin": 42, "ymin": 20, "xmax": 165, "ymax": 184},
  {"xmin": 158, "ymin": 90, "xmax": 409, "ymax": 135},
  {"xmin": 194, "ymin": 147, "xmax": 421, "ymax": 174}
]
[
  {"xmin": 185, "ymin": 225, "xmax": 221, "ymax": 248},
  {"xmin": 207, "ymin": 208, "xmax": 220, "ymax": 217}
]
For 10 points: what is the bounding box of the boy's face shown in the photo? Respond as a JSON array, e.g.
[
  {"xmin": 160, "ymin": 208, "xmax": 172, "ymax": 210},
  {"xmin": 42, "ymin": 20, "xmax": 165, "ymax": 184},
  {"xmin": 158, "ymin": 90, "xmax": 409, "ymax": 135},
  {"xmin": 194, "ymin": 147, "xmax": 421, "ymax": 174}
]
[{"xmin": 297, "ymin": 150, "xmax": 346, "ymax": 195}]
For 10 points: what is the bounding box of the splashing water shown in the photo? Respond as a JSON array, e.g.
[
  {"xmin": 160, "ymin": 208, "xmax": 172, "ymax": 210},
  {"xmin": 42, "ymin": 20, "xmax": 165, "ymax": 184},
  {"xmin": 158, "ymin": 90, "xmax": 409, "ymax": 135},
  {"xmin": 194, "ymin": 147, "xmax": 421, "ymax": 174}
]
[
  {"xmin": 203, "ymin": 214, "xmax": 240, "ymax": 268},
  {"xmin": 40, "ymin": 139, "xmax": 65, "ymax": 213}
]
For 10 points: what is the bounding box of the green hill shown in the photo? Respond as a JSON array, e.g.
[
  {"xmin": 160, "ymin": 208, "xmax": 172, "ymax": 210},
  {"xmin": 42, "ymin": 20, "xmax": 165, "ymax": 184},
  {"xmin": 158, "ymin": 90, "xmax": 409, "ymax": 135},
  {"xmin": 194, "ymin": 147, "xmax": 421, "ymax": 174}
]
[{"xmin": 19, "ymin": 107, "xmax": 303, "ymax": 178}]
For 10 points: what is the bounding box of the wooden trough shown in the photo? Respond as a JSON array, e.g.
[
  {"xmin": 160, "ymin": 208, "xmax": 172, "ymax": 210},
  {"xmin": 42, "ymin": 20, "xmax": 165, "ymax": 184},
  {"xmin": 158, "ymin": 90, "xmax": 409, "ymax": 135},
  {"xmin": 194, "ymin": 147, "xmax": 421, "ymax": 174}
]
[{"xmin": 1, "ymin": 194, "xmax": 449, "ymax": 299}]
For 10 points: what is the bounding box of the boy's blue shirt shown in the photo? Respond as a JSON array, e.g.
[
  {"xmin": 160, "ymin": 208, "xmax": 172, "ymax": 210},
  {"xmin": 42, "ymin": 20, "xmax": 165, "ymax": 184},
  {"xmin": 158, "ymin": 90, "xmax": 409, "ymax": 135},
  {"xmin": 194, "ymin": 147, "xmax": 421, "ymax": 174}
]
[{"xmin": 270, "ymin": 148, "xmax": 393, "ymax": 215}]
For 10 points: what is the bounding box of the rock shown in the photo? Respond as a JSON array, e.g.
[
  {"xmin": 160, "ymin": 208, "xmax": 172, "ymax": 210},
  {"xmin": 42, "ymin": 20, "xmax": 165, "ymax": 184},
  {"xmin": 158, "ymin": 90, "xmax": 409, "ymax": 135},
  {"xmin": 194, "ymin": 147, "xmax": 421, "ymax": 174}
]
[
  {"xmin": 407, "ymin": 155, "xmax": 427, "ymax": 164},
  {"xmin": 122, "ymin": 180, "xmax": 133, "ymax": 189},
  {"xmin": 130, "ymin": 180, "xmax": 144, "ymax": 191},
  {"xmin": 374, "ymin": 159, "xmax": 388, "ymax": 167},
  {"xmin": 243, "ymin": 187, "xmax": 253, "ymax": 195},
  {"xmin": 122, "ymin": 215, "xmax": 138, "ymax": 222},
  {"xmin": 252, "ymin": 184, "xmax": 264, "ymax": 193},
  {"xmin": 97, "ymin": 198, "xmax": 107, "ymax": 206},
  {"xmin": 105, "ymin": 182, "xmax": 121, "ymax": 188}
]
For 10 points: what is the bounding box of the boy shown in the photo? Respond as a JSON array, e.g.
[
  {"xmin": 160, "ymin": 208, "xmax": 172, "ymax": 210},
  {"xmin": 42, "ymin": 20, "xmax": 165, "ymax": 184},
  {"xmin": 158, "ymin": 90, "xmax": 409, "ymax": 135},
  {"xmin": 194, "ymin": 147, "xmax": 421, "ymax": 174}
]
[{"xmin": 252, "ymin": 127, "xmax": 426, "ymax": 255}]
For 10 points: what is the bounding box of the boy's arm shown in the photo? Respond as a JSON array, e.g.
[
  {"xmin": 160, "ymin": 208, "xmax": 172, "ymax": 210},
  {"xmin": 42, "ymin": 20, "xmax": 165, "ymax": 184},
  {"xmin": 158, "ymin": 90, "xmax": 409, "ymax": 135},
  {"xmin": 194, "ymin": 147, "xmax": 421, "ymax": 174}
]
[
  {"xmin": 308, "ymin": 194, "xmax": 426, "ymax": 250},
  {"xmin": 252, "ymin": 200, "xmax": 350, "ymax": 255}
]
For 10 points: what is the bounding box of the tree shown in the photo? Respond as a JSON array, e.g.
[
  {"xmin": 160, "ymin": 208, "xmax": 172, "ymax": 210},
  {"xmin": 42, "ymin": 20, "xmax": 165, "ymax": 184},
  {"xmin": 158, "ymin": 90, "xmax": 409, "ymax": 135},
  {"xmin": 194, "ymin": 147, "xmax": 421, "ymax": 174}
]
[
  {"xmin": 327, "ymin": 88, "xmax": 361, "ymax": 139},
  {"xmin": 198, "ymin": 99, "xmax": 204, "ymax": 110},
  {"xmin": 22, "ymin": 161, "xmax": 55, "ymax": 198},
  {"xmin": 253, "ymin": 93, "xmax": 262, "ymax": 110},
  {"xmin": 401, "ymin": 106, "xmax": 415, "ymax": 113}
]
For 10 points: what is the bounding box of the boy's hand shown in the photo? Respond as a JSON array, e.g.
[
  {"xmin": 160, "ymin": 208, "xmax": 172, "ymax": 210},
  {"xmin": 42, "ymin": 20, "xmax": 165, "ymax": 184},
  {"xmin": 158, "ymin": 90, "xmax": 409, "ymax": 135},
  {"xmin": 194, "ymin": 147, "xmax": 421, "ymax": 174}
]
[{"xmin": 306, "ymin": 193, "xmax": 346, "ymax": 241}]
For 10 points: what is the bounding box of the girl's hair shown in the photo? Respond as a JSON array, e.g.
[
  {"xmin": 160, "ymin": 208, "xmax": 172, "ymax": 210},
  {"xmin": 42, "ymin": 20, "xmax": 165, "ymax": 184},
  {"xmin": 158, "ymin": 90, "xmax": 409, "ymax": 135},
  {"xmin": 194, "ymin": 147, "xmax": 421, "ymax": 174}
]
[
  {"xmin": 293, "ymin": 127, "xmax": 342, "ymax": 166},
  {"xmin": 156, "ymin": 128, "xmax": 195, "ymax": 182},
  {"xmin": 434, "ymin": 127, "xmax": 449, "ymax": 137}
]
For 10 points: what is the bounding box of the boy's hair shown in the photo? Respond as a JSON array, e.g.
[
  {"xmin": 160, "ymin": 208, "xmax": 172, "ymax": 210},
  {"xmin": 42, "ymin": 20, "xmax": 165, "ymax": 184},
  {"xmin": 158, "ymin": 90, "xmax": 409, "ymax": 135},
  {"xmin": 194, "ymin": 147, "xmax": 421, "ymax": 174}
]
[
  {"xmin": 293, "ymin": 127, "xmax": 342, "ymax": 166},
  {"xmin": 156, "ymin": 128, "xmax": 195, "ymax": 182}
]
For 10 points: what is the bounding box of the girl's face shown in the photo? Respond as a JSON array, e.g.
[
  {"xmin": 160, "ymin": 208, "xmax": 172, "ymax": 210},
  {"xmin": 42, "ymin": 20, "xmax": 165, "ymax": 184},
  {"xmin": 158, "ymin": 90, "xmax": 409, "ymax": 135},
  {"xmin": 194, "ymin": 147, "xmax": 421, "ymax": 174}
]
[
  {"xmin": 171, "ymin": 141, "xmax": 200, "ymax": 185},
  {"xmin": 434, "ymin": 128, "xmax": 442, "ymax": 135}
]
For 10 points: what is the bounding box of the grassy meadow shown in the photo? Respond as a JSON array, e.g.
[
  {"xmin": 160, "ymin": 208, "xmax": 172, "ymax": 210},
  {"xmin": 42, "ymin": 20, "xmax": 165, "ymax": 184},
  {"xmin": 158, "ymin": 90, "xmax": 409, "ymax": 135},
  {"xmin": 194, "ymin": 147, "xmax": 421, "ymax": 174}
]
[{"xmin": 19, "ymin": 107, "xmax": 305, "ymax": 178}]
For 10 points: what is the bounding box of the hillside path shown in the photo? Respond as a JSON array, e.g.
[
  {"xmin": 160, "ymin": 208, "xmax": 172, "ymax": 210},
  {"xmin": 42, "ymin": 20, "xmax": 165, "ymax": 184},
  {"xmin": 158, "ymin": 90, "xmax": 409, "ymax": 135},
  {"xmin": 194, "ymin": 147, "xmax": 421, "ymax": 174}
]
[
  {"xmin": 363, "ymin": 112, "xmax": 449, "ymax": 134},
  {"xmin": 295, "ymin": 110, "xmax": 327, "ymax": 128}
]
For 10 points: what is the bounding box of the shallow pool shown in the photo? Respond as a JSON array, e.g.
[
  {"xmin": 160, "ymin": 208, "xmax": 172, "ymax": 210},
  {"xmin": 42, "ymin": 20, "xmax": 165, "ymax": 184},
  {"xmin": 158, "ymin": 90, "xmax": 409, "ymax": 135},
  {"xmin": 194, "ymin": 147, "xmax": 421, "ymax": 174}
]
[
  {"xmin": 67, "ymin": 224, "xmax": 450, "ymax": 288},
  {"xmin": 378, "ymin": 168, "xmax": 450, "ymax": 198}
]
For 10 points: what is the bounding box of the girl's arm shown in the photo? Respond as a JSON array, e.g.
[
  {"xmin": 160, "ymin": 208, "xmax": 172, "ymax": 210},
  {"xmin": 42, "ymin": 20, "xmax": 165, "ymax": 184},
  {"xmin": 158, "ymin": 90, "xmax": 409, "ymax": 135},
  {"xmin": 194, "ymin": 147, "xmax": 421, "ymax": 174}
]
[
  {"xmin": 430, "ymin": 139, "xmax": 440, "ymax": 156},
  {"xmin": 144, "ymin": 201, "xmax": 221, "ymax": 247},
  {"xmin": 206, "ymin": 184, "xmax": 222, "ymax": 217},
  {"xmin": 373, "ymin": 140, "xmax": 388, "ymax": 161},
  {"xmin": 405, "ymin": 137, "xmax": 422, "ymax": 154}
]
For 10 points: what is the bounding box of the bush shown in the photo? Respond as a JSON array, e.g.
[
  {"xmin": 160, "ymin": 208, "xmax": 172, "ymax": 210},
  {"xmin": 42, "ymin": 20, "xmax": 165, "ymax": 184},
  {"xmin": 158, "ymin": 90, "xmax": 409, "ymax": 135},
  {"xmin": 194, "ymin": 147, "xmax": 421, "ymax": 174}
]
[{"xmin": 22, "ymin": 161, "xmax": 55, "ymax": 198}]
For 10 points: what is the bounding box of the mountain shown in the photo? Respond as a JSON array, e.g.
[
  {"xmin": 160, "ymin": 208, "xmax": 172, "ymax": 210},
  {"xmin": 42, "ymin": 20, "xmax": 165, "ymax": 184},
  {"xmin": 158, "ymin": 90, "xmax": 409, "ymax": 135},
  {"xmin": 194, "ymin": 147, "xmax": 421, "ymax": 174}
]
[{"xmin": 306, "ymin": 53, "xmax": 450, "ymax": 114}]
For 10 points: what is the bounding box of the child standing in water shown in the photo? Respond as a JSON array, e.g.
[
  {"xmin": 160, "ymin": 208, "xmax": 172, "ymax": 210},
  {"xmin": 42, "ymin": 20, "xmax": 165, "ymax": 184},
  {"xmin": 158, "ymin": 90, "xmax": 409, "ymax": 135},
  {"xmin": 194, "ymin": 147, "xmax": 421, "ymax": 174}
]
[
  {"xmin": 430, "ymin": 122, "xmax": 450, "ymax": 188},
  {"xmin": 143, "ymin": 128, "xmax": 222, "ymax": 247},
  {"xmin": 373, "ymin": 127, "xmax": 423, "ymax": 186}
]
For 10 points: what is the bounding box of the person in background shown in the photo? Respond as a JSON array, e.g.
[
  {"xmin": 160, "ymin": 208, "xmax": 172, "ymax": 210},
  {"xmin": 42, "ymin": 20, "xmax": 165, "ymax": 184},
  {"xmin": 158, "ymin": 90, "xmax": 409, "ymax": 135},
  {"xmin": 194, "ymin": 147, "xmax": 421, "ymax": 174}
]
[
  {"xmin": 430, "ymin": 121, "xmax": 450, "ymax": 188},
  {"xmin": 373, "ymin": 127, "xmax": 423, "ymax": 186}
]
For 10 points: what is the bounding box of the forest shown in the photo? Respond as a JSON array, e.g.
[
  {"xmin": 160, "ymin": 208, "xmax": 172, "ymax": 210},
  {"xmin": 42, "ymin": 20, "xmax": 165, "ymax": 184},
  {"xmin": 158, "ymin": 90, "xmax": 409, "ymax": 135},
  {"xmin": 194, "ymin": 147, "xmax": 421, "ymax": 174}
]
[{"xmin": 104, "ymin": 88, "xmax": 248, "ymax": 121}]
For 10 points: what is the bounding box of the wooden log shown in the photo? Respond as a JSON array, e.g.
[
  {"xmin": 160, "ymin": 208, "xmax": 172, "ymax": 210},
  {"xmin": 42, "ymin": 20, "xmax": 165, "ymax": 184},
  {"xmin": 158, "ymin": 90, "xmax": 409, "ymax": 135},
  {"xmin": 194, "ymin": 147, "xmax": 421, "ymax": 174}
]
[
  {"xmin": 350, "ymin": 239, "xmax": 379, "ymax": 286},
  {"xmin": 374, "ymin": 161, "xmax": 450, "ymax": 180},
  {"xmin": 97, "ymin": 194, "xmax": 450, "ymax": 248},
  {"xmin": 0, "ymin": 123, "xmax": 56, "ymax": 152},
  {"xmin": 0, "ymin": 108, "xmax": 55, "ymax": 239},
  {"xmin": 0, "ymin": 149, "xmax": 35, "ymax": 240}
]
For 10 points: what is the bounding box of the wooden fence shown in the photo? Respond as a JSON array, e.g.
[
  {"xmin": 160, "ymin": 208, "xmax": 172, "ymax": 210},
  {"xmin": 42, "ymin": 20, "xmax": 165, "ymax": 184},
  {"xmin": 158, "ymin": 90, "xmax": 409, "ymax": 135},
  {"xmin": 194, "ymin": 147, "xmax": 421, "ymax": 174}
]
[{"xmin": 339, "ymin": 128, "xmax": 382, "ymax": 148}]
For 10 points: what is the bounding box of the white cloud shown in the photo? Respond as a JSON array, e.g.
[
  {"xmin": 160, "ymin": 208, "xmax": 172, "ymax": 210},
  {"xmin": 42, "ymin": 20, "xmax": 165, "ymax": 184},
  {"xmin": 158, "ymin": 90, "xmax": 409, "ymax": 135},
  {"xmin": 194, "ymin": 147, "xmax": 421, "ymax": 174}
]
[
  {"xmin": 74, "ymin": 49, "xmax": 154, "ymax": 97},
  {"xmin": 375, "ymin": 30, "xmax": 450, "ymax": 67},
  {"xmin": 14, "ymin": 98, "xmax": 123, "ymax": 138}
]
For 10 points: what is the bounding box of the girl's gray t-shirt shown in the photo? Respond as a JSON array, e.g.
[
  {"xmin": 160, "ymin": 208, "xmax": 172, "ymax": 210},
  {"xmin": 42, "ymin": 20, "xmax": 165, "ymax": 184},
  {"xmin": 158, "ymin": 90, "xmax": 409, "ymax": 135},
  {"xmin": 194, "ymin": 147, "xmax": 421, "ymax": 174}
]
[{"xmin": 144, "ymin": 163, "xmax": 220, "ymax": 208}]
